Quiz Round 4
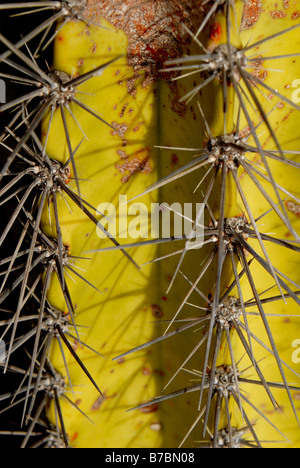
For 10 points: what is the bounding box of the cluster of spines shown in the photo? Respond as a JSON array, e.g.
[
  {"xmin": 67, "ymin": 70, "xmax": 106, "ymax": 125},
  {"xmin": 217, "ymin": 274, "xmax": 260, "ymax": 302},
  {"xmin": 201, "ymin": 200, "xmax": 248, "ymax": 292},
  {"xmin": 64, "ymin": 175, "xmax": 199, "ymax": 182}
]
[
  {"xmin": 0, "ymin": 0, "xmax": 121, "ymax": 447},
  {"xmin": 0, "ymin": 0, "xmax": 299, "ymax": 448}
]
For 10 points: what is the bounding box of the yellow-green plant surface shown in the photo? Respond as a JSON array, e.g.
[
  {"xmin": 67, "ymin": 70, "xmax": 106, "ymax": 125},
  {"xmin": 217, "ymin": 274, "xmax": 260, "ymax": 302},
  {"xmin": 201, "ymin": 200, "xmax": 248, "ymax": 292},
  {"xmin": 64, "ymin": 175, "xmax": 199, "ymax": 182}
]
[
  {"xmin": 236, "ymin": 3, "xmax": 300, "ymax": 447},
  {"xmin": 43, "ymin": 0, "xmax": 300, "ymax": 448},
  {"xmin": 43, "ymin": 16, "xmax": 209, "ymax": 448}
]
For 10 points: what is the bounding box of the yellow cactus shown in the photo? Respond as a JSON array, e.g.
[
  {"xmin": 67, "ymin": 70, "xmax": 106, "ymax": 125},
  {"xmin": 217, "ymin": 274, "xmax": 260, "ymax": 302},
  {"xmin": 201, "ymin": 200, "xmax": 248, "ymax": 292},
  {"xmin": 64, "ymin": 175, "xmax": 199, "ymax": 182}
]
[{"xmin": 42, "ymin": 13, "xmax": 210, "ymax": 448}]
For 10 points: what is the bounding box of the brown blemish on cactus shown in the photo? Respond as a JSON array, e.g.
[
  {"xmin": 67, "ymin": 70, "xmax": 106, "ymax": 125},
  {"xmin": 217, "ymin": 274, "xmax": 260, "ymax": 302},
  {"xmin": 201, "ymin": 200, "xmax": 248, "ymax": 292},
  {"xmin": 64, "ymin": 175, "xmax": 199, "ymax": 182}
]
[
  {"xmin": 139, "ymin": 402, "xmax": 159, "ymax": 414},
  {"xmin": 85, "ymin": 0, "xmax": 205, "ymax": 115},
  {"xmin": 115, "ymin": 148, "xmax": 152, "ymax": 183},
  {"xmin": 86, "ymin": 0, "xmax": 205, "ymax": 81},
  {"xmin": 169, "ymin": 83, "xmax": 188, "ymax": 117},
  {"xmin": 239, "ymin": 126, "xmax": 251, "ymax": 140},
  {"xmin": 119, "ymin": 103, "xmax": 129, "ymax": 118},
  {"xmin": 210, "ymin": 22, "xmax": 223, "ymax": 42},
  {"xmin": 151, "ymin": 304, "xmax": 163, "ymax": 318},
  {"xmin": 282, "ymin": 109, "xmax": 293, "ymax": 122},
  {"xmin": 91, "ymin": 394, "xmax": 106, "ymax": 411},
  {"xmin": 111, "ymin": 123, "xmax": 129, "ymax": 147},
  {"xmin": 270, "ymin": 0, "xmax": 291, "ymax": 19},
  {"xmin": 133, "ymin": 122, "xmax": 144, "ymax": 132},
  {"xmin": 117, "ymin": 149, "xmax": 128, "ymax": 159},
  {"xmin": 70, "ymin": 432, "xmax": 79, "ymax": 442},
  {"xmin": 142, "ymin": 367, "xmax": 151, "ymax": 376},
  {"xmin": 269, "ymin": 10, "xmax": 287, "ymax": 19},
  {"xmin": 240, "ymin": 0, "xmax": 262, "ymax": 30},
  {"xmin": 286, "ymin": 201, "xmax": 300, "ymax": 216},
  {"xmin": 111, "ymin": 122, "xmax": 128, "ymax": 138},
  {"xmin": 171, "ymin": 154, "xmax": 179, "ymax": 167},
  {"xmin": 64, "ymin": 165, "xmax": 72, "ymax": 184},
  {"xmin": 249, "ymin": 56, "xmax": 268, "ymax": 82}
]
